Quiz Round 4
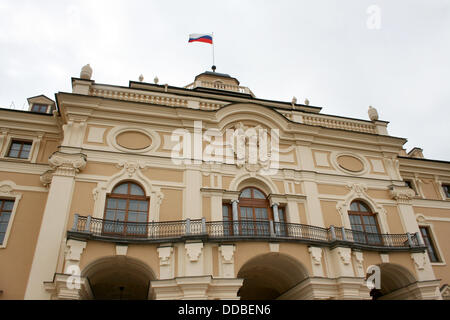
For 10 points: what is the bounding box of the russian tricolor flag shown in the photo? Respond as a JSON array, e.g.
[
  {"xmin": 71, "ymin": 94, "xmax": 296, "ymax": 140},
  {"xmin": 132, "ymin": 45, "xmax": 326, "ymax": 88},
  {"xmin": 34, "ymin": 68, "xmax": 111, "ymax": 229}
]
[{"xmin": 188, "ymin": 33, "xmax": 213, "ymax": 44}]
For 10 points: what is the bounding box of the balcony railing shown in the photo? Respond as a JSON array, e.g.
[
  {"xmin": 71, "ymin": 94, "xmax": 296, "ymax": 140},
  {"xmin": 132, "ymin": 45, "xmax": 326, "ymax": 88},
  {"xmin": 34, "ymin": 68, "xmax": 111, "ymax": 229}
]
[
  {"xmin": 184, "ymin": 81, "xmax": 255, "ymax": 97},
  {"xmin": 68, "ymin": 215, "xmax": 426, "ymax": 252}
]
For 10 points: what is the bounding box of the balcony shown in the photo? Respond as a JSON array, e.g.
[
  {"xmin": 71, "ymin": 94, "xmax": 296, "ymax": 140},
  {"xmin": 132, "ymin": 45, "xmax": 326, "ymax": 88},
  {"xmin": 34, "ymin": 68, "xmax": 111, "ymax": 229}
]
[{"xmin": 68, "ymin": 215, "xmax": 426, "ymax": 252}]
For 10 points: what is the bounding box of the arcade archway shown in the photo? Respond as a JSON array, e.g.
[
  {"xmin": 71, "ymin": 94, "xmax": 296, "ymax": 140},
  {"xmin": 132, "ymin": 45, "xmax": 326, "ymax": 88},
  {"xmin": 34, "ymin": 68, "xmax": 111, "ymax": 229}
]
[
  {"xmin": 82, "ymin": 256, "xmax": 156, "ymax": 300},
  {"xmin": 237, "ymin": 253, "xmax": 309, "ymax": 300}
]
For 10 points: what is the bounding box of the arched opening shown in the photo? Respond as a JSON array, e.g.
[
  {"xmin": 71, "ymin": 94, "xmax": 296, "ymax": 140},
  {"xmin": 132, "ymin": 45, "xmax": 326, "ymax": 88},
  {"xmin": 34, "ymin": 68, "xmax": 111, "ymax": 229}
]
[
  {"xmin": 82, "ymin": 256, "xmax": 156, "ymax": 300},
  {"xmin": 370, "ymin": 263, "xmax": 418, "ymax": 300},
  {"xmin": 237, "ymin": 253, "xmax": 309, "ymax": 300},
  {"xmin": 103, "ymin": 181, "xmax": 149, "ymax": 236},
  {"xmin": 348, "ymin": 200, "xmax": 382, "ymax": 245}
]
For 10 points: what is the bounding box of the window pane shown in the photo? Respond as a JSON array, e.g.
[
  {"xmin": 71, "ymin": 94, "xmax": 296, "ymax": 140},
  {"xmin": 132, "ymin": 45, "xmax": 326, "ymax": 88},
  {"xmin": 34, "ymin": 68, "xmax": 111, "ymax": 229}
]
[
  {"xmin": 128, "ymin": 211, "xmax": 138, "ymax": 222},
  {"xmin": 222, "ymin": 205, "xmax": 229, "ymax": 220},
  {"xmin": 129, "ymin": 200, "xmax": 139, "ymax": 211},
  {"xmin": 253, "ymin": 189, "xmax": 265, "ymax": 199},
  {"xmin": 10, "ymin": 143, "xmax": 22, "ymax": 151},
  {"xmin": 349, "ymin": 215, "xmax": 361, "ymax": 224},
  {"xmin": 278, "ymin": 208, "xmax": 286, "ymax": 222},
  {"xmin": 116, "ymin": 211, "xmax": 126, "ymax": 221},
  {"xmin": 359, "ymin": 203, "xmax": 369, "ymax": 212},
  {"xmin": 0, "ymin": 212, "xmax": 11, "ymax": 222},
  {"xmin": 106, "ymin": 198, "xmax": 117, "ymax": 209},
  {"xmin": 3, "ymin": 201, "xmax": 14, "ymax": 211},
  {"xmin": 139, "ymin": 200, "xmax": 148, "ymax": 212},
  {"xmin": 130, "ymin": 183, "xmax": 145, "ymax": 196},
  {"xmin": 105, "ymin": 210, "xmax": 116, "ymax": 220},
  {"xmin": 8, "ymin": 149, "xmax": 19, "ymax": 158},
  {"xmin": 22, "ymin": 144, "xmax": 32, "ymax": 152},
  {"xmin": 240, "ymin": 188, "xmax": 251, "ymax": 198},
  {"xmin": 117, "ymin": 199, "xmax": 127, "ymax": 210},
  {"xmin": 350, "ymin": 202, "xmax": 359, "ymax": 211},
  {"xmin": 136, "ymin": 213, "xmax": 147, "ymax": 222},
  {"xmin": 112, "ymin": 183, "xmax": 128, "ymax": 194},
  {"xmin": 20, "ymin": 149, "xmax": 30, "ymax": 159},
  {"xmin": 0, "ymin": 223, "xmax": 8, "ymax": 232}
]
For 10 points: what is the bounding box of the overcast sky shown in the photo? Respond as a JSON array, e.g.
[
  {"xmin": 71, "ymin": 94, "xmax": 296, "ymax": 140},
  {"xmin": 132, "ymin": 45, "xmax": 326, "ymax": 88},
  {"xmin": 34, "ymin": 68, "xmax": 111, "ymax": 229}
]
[{"xmin": 1, "ymin": 0, "xmax": 449, "ymax": 160}]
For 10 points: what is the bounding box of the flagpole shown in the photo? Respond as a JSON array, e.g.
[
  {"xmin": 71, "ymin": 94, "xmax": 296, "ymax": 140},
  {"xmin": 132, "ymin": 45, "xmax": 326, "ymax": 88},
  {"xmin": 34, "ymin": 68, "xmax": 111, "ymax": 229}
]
[{"xmin": 212, "ymin": 32, "xmax": 215, "ymax": 71}]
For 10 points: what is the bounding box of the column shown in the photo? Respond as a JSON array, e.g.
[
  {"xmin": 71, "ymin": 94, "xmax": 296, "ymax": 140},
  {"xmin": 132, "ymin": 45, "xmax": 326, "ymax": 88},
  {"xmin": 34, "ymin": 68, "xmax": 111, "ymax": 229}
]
[
  {"xmin": 25, "ymin": 152, "xmax": 86, "ymax": 299},
  {"xmin": 232, "ymin": 199, "xmax": 239, "ymax": 235},
  {"xmin": 272, "ymin": 203, "xmax": 280, "ymax": 235}
]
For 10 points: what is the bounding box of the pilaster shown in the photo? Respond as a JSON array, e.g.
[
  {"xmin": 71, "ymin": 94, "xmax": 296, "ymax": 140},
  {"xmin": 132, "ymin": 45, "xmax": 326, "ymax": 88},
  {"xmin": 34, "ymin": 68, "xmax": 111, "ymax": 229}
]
[{"xmin": 25, "ymin": 152, "xmax": 86, "ymax": 300}]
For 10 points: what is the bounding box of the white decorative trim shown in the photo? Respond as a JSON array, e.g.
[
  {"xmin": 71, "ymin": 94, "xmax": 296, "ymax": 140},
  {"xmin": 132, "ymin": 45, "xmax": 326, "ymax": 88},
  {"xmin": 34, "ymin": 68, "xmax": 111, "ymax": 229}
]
[
  {"xmin": 186, "ymin": 242, "xmax": 203, "ymax": 262},
  {"xmin": 390, "ymin": 185, "xmax": 416, "ymax": 204},
  {"xmin": 48, "ymin": 152, "xmax": 87, "ymax": 177},
  {"xmin": 337, "ymin": 247, "xmax": 351, "ymax": 265},
  {"xmin": 269, "ymin": 242, "xmax": 279, "ymax": 253},
  {"xmin": 158, "ymin": 246, "xmax": 173, "ymax": 266},
  {"xmin": 228, "ymin": 172, "xmax": 279, "ymax": 195},
  {"xmin": 415, "ymin": 214, "xmax": 446, "ymax": 265},
  {"xmin": 91, "ymin": 160, "xmax": 164, "ymax": 221},
  {"xmin": 115, "ymin": 244, "xmax": 128, "ymax": 256},
  {"xmin": 308, "ymin": 247, "xmax": 323, "ymax": 266},
  {"xmin": 0, "ymin": 181, "xmax": 23, "ymax": 248},
  {"xmin": 0, "ymin": 134, "xmax": 38, "ymax": 162},
  {"xmin": 411, "ymin": 253, "xmax": 426, "ymax": 270},
  {"xmin": 108, "ymin": 126, "xmax": 161, "ymax": 154},
  {"xmin": 65, "ymin": 240, "xmax": 87, "ymax": 262},
  {"xmin": 331, "ymin": 152, "xmax": 369, "ymax": 176},
  {"xmin": 380, "ymin": 253, "xmax": 389, "ymax": 264},
  {"xmin": 352, "ymin": 251, "xmax": 365, "ymax": 277},
  {"xmin": 219, "ymin": 245, "xmax": 236, "ymax": 278},
  {"xmin": 158, "ymin": 246, "xmax": 174, "ymax": 280},
  {"xmin": 336, "ymin": 183, "xmax": 389, "ymax": 232}
]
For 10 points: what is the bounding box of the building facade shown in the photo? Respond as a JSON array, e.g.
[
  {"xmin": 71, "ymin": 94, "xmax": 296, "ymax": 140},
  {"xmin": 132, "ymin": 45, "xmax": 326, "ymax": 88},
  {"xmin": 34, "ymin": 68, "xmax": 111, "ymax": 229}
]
[{"xmin": 0, "ymin": 65, "xmax": 449, "ymax": 300}]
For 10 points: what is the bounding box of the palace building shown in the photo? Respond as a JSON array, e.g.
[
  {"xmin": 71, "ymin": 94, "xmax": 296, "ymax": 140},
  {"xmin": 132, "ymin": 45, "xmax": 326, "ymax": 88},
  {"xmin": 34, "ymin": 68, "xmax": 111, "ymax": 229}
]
[{"xmin": 0, "ymin": 64, "xmax": 449, "ymax": 300}]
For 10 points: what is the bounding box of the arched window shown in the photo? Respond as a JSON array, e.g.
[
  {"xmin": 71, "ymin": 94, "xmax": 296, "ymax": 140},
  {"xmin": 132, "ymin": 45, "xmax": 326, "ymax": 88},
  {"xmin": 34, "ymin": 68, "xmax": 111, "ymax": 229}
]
[
  {"xmin": 348, "ymin": 200, "xmax": 381, "ymax": 244},
  {"xmin": 238, "ymin": 187, "xmax": 272, "ymax": 236},
  {"xmin": 103, "ymin": 182, "xmax": 149, "ymax": 236}
]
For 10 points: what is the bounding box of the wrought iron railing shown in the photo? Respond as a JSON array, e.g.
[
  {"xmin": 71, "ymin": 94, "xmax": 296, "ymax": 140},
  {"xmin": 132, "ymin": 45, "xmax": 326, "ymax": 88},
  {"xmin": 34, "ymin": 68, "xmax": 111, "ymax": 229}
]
[{"xmin": 69, "ymin": 214, "xmax": 425, "ymax": 250}]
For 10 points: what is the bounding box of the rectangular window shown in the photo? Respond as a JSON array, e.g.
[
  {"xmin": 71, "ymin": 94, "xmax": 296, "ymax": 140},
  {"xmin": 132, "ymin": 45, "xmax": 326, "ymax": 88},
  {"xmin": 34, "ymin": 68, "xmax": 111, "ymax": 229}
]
[
  {"xmin": 277, "ymin": 207, "xmax": 288, "ymax": 237},
  {"xmin": 222, "ymin": 204, "xmax": 232, "ymax": 236},
  {"xmin": 0, "ymin": 199, "xmax": 15, "ymax": 245},
  {"xmin": 443, "ymin": 184, "xmax": 450, "ymax": 198},
  {"xmin": 31, "ymin": 104, "xmax": 48, "ymax": 113},
  {"xmin": 420, "ymin": 226, "xmax": 440, "ymax": 262},
  {"xmin": 7, "ymin": 140, "xmax": 32, "ymax": 159}
]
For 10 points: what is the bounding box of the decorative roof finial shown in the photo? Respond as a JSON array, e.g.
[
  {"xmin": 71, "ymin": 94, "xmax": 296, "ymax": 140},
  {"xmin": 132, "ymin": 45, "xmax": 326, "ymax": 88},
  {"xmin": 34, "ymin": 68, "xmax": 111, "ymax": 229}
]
[
  {"xmin": 80, "ymin": 64, "xmax": 92, "ymax": 80},
  {"xmin": 211, "ymin": 65, "xmax": 216, "ymax": 72},
  {"xmin": 154, "ymin": 76, "xmax": 159, "ymax": 84},
  {"xmin": 291, "ymin": 96, "xmax": 297, "ymax": 107},
  {"xmin": 139, "ymin": 74, "xmax": 144, "ymax": 82},
  {"xmin": 304, "ymin": 98, "xmax": 310, "ymax": 106},
  {"xmin": 368, "ymin": 105, "xmax": 379, "ymax": 121}
]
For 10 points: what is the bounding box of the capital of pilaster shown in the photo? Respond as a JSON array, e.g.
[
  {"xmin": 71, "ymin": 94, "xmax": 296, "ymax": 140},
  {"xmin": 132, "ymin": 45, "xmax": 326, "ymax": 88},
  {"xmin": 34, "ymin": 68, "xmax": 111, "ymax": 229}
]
[
  {"xmin": 49, "ymin": 152, "xmax": 87, "ymax": 177},
  {"xmin": 390, "ymin": 185, "xmax": 415, "ymax": 204}
]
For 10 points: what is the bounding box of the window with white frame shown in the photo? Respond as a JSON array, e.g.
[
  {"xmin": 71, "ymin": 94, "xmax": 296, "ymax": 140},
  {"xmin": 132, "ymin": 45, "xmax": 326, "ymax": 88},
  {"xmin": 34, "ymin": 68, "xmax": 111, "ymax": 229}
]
[
  {"xmin": 419, "ymin": 226, "xmax": 441, "ymax": 263},
  {"xmin": 0, "ymin": 199, "xmax": 15, "ymax": 245},
  {"xmin": 7, "ymin": 140, "xmax": 33, "ymax": 159}
]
